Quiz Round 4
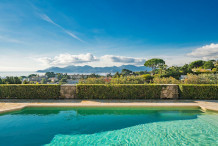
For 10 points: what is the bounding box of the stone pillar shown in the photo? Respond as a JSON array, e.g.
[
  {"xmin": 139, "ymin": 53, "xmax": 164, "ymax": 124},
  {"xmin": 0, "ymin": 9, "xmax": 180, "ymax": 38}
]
[
  {"xmin": 60, "ymin": 85, "xmax": 77, "ymax": 99},
  {"xmin": 160, "ymin": 85, "xmax": 179, "ymax": 99}
]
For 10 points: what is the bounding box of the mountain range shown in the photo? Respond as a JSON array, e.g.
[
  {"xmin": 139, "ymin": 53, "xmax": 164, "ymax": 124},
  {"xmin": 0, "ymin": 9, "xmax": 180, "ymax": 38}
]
[{"xmin": 37, "ymin": 65, "xmax": 150, "ymax": 73}]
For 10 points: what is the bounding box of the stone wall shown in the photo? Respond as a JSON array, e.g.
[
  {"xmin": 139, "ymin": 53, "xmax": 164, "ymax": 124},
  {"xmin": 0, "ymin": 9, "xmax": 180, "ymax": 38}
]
[
  {"xmin": 60, "ymin": 85, "xmax": 76, "ymax": 99},
  {"xmin": 160, "ymin": 85, "xmax": 179, "ymax": 99}
]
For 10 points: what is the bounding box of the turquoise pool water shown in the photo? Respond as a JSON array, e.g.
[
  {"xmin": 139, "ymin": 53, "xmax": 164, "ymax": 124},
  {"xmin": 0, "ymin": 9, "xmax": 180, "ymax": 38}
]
[{"xmin": 0, "ymin": 107, "xmax": 217, "ymax": 145}]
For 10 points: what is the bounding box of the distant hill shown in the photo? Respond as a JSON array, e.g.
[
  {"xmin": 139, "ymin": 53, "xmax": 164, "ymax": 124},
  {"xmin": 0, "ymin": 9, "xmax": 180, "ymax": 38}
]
[{"xmin": 37, "ymin": 65, "xmax": 151, "ymax": 73}]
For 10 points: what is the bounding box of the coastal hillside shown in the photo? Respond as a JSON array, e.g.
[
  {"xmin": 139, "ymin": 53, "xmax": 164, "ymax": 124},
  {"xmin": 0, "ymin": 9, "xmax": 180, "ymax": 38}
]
[{"xmin": 37, "ymin": 65, "xmax": 150, "ymax": 73}]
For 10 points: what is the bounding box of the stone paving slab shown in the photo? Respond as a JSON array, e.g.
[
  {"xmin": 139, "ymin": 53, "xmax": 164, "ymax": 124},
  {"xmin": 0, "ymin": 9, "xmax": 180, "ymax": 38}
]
[{"xmin": 0, "ymin": 99, "xmax": 218, "ymax": 114}]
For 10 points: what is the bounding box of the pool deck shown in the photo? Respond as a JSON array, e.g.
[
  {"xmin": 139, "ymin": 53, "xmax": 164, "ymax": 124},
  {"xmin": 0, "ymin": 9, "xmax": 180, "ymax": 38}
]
[{"xmin": 0, "ymin": 99, "xmax": 218, "ymax": 113}]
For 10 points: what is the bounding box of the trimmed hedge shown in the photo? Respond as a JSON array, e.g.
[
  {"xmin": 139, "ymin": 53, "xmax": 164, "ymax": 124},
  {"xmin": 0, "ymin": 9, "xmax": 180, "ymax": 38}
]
[
  {"xmin": 76, "ymin": 84, "xmax": 165, "ymax": 99},
  {"xmin": 0, "ymin": 85, "xmax": 60, "ymax": 99},
  {"xmin": 179, "ymin": 84, "xmax": 218, "ymax": 99}
]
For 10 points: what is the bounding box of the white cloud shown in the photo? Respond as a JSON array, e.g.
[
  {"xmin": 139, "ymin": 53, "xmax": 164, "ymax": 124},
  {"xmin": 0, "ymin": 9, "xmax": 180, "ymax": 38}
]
[
  {"xmin": 39, "ymin": 14, "xmax": 84, "ymax": 42},
  {"xmin": 187, "ymin": 43, "xmax": 218, "ymax": 60},
  {"xmin": 38, "ymin": 53, "xmax": 146, "ymax": 67},
  {"xmin": 38, "ymin": 53, "xmax": 98, "ymax": 67},
  {"xmin": 101, "ymin": 55, "xmax": 146, "ymax": 65}
]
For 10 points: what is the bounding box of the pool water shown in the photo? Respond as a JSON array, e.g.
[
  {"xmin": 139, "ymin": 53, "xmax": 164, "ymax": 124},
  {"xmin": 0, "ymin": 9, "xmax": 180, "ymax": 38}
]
[{"xmin": 0, "ymin": 107, "xmax": 217, "ymax": 145}]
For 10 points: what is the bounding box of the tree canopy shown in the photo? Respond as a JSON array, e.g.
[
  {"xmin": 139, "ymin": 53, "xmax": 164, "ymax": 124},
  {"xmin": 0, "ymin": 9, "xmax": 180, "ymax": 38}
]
[
  {"xmin": 144, "ymin": 58, "xmax": 165, "ymax": 74},
  {"xmin": 189, "ymin": 60, "xmax": 205, "ymax": 69},
  {"xmin": 203, "ymin": 61, "xmax": 214, "ymax": 69}
]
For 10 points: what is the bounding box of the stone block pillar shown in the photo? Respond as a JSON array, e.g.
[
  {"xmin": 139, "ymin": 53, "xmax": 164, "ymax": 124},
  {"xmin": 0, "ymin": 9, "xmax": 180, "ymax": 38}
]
[
  {"xmin": 160, "ymin": 85, "xmax": 179, "ymax": 99},
  {"xmin": 60, "ymin": 85, "xmax": 76, "ymax": 99}
]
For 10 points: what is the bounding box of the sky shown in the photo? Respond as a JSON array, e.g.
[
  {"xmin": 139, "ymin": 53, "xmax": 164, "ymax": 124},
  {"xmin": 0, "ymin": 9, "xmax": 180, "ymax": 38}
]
[{"xmin": 0, "ymin": 0, "xmax": 218, "ymax": 71}]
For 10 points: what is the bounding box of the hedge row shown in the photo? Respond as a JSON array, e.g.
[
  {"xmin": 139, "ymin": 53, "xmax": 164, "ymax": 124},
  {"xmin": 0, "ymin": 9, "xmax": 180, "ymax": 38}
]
[
  {"xmin": 0, "ymin": 84, "xmax": 217, "ymax": 99},
  {"xmin": 76, "ymin": 84, "xmax": 165, "ymax": 99},
  {"xmin": 179, "ymin": 84, "xmax": 218, "ymax": 99},
  {"xmin": 0, "ymin": 85, "xmax": 60, "ymax": 99}
]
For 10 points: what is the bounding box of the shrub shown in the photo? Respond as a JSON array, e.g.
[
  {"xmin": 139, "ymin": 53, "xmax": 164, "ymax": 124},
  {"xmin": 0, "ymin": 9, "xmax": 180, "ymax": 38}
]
[
  {"xmin": 0, "ymin": 85, "xmax": 60, "ymax": 99},
  {"xmin": 110, "ymin": 76, "xmax": 146, "ymax": 84},
  {"xmin": 140, "ymin": 74, "xmax": 153, "ymax": 82},
  {"xmin": 79, "ymin": 77, "xmax": 107, "ymax": 84},
  {"xmin": 179, "ymin": 84, "xmax": 218, "ymax": 99},
  {"xmin": 76, "ymin": 84, "xmax": 165, "ymax": 99},
  {"xmin": 183, "ymin": 74, "xmax": 218, "ymax": 84},
  {"xmin": 153, "ymin": 77, "xmax": 180, "ymax": 84}
]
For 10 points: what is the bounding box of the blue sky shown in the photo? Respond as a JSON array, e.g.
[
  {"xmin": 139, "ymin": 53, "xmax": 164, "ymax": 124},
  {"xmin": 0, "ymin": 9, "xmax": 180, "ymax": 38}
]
[{"xmin": 0, "ymin": 0, "xmax": 218, "ymax": 71}]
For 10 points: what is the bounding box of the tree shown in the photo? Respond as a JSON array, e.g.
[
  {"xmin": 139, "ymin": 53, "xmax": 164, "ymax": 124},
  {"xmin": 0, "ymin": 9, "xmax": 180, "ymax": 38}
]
[
  {"xmin": 45, "ymin": 72, "xmax": 55, "ymax": 78},
  {"xmin": 41, "ymin": 78, "xmax": 47, "ymax": 84},
  {"xmin": 106, "ymin": 73, "xmax": 112, "ymax": 77},
  {"xmin": 59, "ymin": 78, "xmax": 67, "ymax": 84},
  {"xmin": 89, "ymin": 73, "xmax": 100, "ymax": 78},
  {"xmin": 113, "ymin": 72, "xmax": 120, "ymax": 78},
  {"xmin": 189, "ymin": 60, "xmax": 205, "ymax": 69},
  {"xmin": 121, "ymin": 69, "xmax": 132, "ymax": 76},
  {"xmin": 22, "ymin": 80, "xmax": 29, "ymax": 84},
  {"xmin": 28, "ymin": 74, "xmax": 37, "ymax": 78},
  {"xmin": 140, "ymin": 74, "xmax": 153, "ymax": 82},
  {"xmin": 144, "ymin": 58, "xmax": 165, "ymax": 75},
  {"xmin": 180, "ymin": 64, "xmax": 192, "ymax": 74},
  {"xmin": 203, "ymin": 61, "xmax": 214, "ymax": 69}
]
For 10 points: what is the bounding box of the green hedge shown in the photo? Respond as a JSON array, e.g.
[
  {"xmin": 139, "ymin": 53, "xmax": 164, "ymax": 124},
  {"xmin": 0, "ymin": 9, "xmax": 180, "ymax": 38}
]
[
  {"xmin": 76, "ymin": 84, "xmax": 165, "ymax": 99},
  {"xmin": 179, "ymin": 84, "xmax": 218, "ymax": 99},
  {"xmin": 0, "ymin": 85, "xmax": 60, "ymax": 99}
]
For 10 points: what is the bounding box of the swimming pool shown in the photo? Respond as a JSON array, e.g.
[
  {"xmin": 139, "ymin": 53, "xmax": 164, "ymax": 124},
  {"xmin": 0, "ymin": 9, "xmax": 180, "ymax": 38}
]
[{"xmin": 0, "ymin": 107, "xmax": 217, "ymax": 145}]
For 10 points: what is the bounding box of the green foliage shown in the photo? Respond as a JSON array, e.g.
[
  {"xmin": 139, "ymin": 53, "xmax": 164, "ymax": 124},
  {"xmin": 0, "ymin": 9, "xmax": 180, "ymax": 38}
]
[
  {"xmin": 140, "ymin": 74, "xmax": 153, "ymax": 82},
  {"xmin": 153, "ymin": 77, "xmax": 180, "ymax": 84},
  {"xmin": 0, "ymin": 85, "xmax": 60, "ymax": 99},
  {"xmin": 28, "ymin": 74, "xmax": 37, "ymax": 78},
  {"xmin": 59, "ymin": 78, "xmax": 68, "ymax": 84},
  {"xmin": 189, "ymin": 60, "xmax": 205, "ymax": 69},
  {"xmin": 0, "ymin": 77, "xmax": 22, "ymax": 84},
  {"xmin": 111, "ymin": 76, "xmax": 146, "ymax": 84},
  {"xmin": 203, "ymin": 61, "xmax": 214, "ymax": 69},
  {"xmin": 180, "ymin": 64, "xmax": 192, "ymax": 74},
  {"xmin": 179, "ymin": 84, "xmax": 218, "ymax": 99},
  {"xmin": 79, "ymin": 76, "xmax": 146, "ymax": 84},
  {"xmin": 144, "ymin": 58, "xmax": 165, "ymax": 74},
  {"xmin": 76, "ymin": 84, "xmax": 164, "ymax": 99},
  {"xmin": 88, "ymin": 73, "xmax": 101, "ymax": 78},
  {"xmin": 45, "ymin": 72, "xmax": 55, "ymax": 78},
  {"xmin": 183, "ymin": 74, "xmax": 218, "ymax": 84},
  {"xmin": 79, "ymin": 77, "xmax": 106, "ymax": 84},
  {"xmin": 113, "ymin": 72, "xmax": 120, "ymax": 78},
  {"xmin": 121, "ymin": 69, "xmax": 133, "ymax": 76},
  {"xmin": 41, "ymin": 78, "xmax": 47, "ymax": 84},
  {"xmin": 22, "ymin": 80, "xmax": 29, "ymax": 84},
  {"xmin": 134, "ymin": 71, "xmax": 150, "ymax": 75}
]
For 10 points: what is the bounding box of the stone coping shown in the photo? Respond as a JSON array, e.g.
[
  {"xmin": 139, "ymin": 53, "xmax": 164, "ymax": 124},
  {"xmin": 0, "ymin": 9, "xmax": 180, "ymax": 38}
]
[{"xmin": 0, "ymin": 99, "xmax": 218, "ymax": 114}]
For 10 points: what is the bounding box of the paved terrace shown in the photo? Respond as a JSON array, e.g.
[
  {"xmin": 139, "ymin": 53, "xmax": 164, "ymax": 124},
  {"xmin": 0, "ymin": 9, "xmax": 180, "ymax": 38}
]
[{"xmin": 0, "ymin": 99, "xmax": 218, "ymax": 114}]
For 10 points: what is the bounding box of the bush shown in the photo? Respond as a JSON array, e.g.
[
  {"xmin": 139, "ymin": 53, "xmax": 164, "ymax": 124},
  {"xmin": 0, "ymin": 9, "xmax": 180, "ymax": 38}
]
[
  {"xmin": 179, "ymin": 84, "xmax": 218, "ymax": 99},
  {"xmin": 76, "ymin": 84, "xmax": 165, "ymax": 99},
  {"xmin": 140, "ymin": 74, "xmax": 153, "ymax": 82},
  {"xmin": 183, "ymin": 74, "xmax": 218, "ymax": 84},
  {"xmin": 153, "ymin": 77, "xmax": 180, "ymax": 84},
  {"xmin": 79, "ymin": 77, "xmax": 107, "ymax": 84},
  {"xmin": 110, "ymin": 76, "xmax": 146, "ymax": 84},
  {"xmin": 0, "ymin": 85, "xmax": 60, "ymax": 99}
]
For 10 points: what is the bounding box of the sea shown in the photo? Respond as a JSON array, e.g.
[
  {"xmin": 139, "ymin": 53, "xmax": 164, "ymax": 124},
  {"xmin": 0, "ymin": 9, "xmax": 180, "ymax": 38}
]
[{"xmin": 0, "ymin": 71, "xmax": 110, "ymax": 78}]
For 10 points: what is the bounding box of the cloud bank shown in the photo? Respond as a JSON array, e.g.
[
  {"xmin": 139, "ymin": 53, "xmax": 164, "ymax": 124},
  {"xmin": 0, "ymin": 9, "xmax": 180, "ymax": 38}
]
[
  {"xmin": 38, "ymin": 53, "xmax": 146, "ymax": 67},
  {"xmin": 101, "ymin": 55, "xmax": 145, "ymax": 65},
  {"xmin": 187, "ymin": 43, "xmax": 218, "ymax": 60},
  {"xmin": 38, "ymin": 53, "xmax": 97, "ymax": 67}
]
